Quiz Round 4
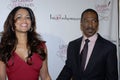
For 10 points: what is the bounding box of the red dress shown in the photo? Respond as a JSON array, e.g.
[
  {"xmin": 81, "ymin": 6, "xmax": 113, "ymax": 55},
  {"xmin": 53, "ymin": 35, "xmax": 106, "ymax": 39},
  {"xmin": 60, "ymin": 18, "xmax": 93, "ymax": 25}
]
[{"xmin": 6, "ymin": 52, "xmax": 43, "ymax": 80}]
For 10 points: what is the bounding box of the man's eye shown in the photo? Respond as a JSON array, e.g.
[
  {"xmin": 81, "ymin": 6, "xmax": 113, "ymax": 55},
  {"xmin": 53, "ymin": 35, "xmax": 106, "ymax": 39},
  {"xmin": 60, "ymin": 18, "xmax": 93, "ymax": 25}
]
[
  {"xmin": 92, "ymin": 20, "xmax": 97, "ymax": 23},
  {"xmin": 84, "ymin": 20, "xmax": 88, "ymax": 23}
]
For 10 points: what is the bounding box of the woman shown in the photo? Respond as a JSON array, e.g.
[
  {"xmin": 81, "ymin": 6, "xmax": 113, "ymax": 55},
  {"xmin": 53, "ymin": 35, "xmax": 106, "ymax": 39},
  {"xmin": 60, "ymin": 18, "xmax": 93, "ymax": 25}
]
[{"xmin": 0, "ymin": 6, "xmax": 51, "ymax": 80}]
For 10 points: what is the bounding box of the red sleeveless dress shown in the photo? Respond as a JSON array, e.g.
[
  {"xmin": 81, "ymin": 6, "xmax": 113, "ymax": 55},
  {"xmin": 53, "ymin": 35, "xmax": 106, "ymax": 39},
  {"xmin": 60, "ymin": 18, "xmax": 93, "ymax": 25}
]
[{"xmin": 6, "ymin": 43, "xmax": 45, "ymax": 80}]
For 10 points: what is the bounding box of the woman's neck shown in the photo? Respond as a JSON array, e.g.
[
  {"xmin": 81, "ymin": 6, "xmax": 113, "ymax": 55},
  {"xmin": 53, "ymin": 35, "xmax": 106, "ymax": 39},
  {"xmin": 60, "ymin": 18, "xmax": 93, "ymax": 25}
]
[{"xmin": 16, "ymin": 32, "xmax": 27, "ymax": 45}]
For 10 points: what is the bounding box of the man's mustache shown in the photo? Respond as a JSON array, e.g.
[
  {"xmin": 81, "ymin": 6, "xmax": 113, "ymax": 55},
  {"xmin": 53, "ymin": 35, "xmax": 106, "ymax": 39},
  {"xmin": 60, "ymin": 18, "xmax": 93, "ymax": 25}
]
[{"xmin": 86, "ymin": 27, "xmax": 95, "ymax": 31}]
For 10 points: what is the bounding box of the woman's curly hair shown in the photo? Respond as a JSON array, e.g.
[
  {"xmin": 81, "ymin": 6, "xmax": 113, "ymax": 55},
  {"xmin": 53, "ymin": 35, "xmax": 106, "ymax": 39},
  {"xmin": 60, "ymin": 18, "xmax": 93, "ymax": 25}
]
[{"xmin": 0, "ymin": 6, "xmax": 46, "ymax": 64}]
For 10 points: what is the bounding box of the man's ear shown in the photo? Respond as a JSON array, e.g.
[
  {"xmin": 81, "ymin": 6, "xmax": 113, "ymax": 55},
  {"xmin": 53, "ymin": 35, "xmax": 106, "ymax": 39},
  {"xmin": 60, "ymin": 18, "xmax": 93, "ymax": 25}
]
[{"xmin": 80, "ymin": 22, "xmax": 83, "ymax": 31}]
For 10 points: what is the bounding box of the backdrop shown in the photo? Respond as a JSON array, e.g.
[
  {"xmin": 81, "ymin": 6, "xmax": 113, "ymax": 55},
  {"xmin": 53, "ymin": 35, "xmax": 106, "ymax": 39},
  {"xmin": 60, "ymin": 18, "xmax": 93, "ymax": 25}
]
[{"xmin": 0, "ymin": 0, "xmax": 119, "ymax": 79}]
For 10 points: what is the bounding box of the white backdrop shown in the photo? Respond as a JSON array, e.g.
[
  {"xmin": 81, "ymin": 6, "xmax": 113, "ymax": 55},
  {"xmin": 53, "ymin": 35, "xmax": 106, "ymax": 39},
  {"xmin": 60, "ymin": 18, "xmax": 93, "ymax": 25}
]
[{"xmin": 0, "ymin": 0, "xmax": 119, "ymax": 80}]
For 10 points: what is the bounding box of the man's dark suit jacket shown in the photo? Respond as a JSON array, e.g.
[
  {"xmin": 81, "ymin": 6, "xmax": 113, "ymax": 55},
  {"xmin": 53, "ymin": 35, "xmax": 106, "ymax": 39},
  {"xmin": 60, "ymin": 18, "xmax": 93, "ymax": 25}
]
[{"xmin": 57, "ymin": 34, "xmax": 118, "ymax": 80}]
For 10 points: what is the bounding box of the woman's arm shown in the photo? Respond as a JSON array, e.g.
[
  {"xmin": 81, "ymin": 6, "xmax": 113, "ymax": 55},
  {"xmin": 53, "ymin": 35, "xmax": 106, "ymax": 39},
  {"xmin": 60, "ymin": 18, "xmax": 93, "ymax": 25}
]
[
  {"xmin": 39, "ymin": 45, "xmax": 51, "ymax": 80},
  {"xmin": 0, "ymin": 61, "xmax": 6, "ymax": 80}
]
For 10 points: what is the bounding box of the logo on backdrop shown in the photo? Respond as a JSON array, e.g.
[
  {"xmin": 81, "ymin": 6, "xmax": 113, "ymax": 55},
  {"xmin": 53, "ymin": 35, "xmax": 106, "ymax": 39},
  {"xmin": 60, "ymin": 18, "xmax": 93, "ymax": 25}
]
[
  {"xmin": 95, "ymin": 0, "xmax": 111, "ymax": 21},
  {"xmin": 7, "ymin": 0, "xmax": 35, "ymax": 10},
  {"xmin": 57, "ymin": 44, "xmax": 67, "ymax": 61},
  {"xmin": 50, "ymin": 14, "xmax": 80, "ymax": 21}
]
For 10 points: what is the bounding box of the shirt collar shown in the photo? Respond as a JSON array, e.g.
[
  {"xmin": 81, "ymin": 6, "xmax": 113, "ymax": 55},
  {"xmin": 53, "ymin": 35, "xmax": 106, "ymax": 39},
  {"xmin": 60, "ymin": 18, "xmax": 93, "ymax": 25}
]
[{"xmin": 83, "ymin": 33, "xmax": 98, "ymax": 42}]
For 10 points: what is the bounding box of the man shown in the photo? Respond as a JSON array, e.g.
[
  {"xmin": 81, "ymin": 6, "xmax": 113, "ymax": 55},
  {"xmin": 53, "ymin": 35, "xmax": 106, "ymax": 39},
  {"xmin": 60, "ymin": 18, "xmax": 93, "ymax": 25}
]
[{"xmin": 57, "ymin": 9, "xmax": 118, "ymax": 80}]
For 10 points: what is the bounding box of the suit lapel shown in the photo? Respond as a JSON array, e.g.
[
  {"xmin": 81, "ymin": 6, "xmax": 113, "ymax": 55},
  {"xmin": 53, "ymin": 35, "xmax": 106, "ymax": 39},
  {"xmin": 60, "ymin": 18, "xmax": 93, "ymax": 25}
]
[
  {"xmin": 74, "ymin": 37, "xmax": 83, "ymax": 76},
  {"xmin": 73, "ymin": 37, "xmax": 82, "ymax": 65}
]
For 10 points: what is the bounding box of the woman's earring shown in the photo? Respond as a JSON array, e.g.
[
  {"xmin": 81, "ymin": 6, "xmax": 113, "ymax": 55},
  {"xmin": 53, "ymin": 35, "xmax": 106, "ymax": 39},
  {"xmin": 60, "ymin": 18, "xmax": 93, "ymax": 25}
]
[
  {"xmin": 12, "ymin": 27, "xmax": 14, "ymax": 31},
  {"xmin": 29, "ymin": 27, "xmax": 33, "ymax": 32}
]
